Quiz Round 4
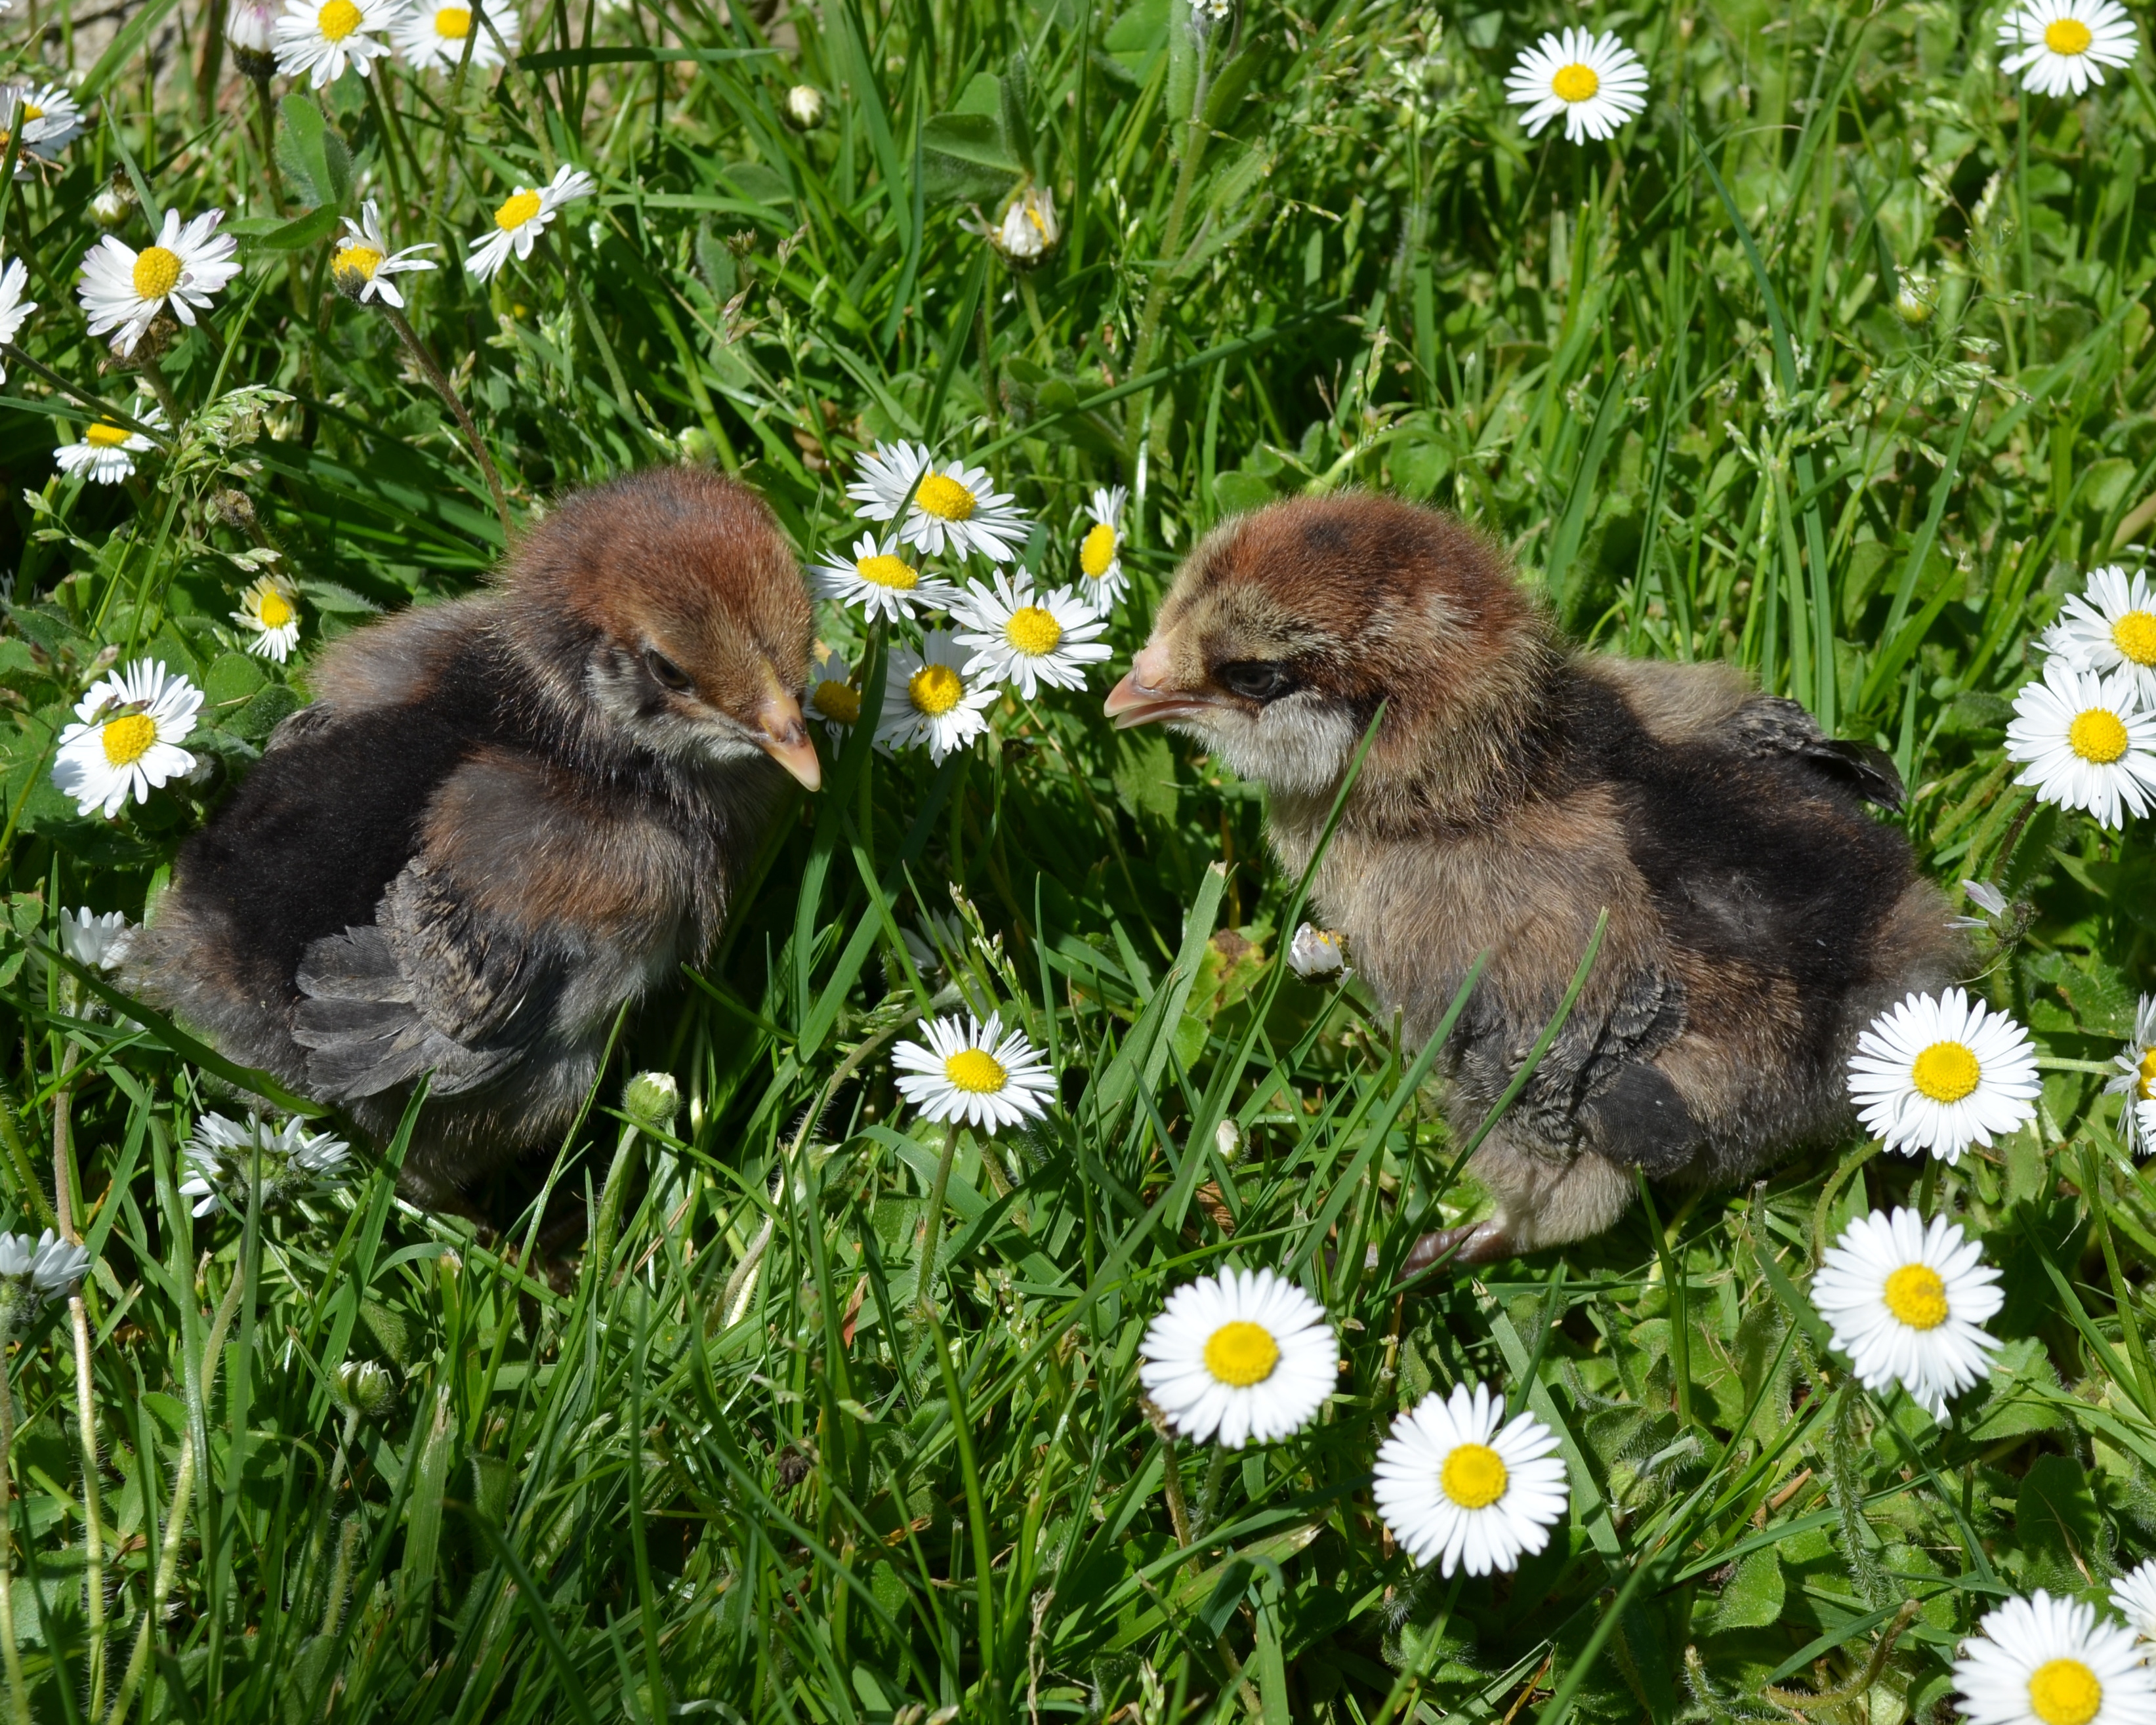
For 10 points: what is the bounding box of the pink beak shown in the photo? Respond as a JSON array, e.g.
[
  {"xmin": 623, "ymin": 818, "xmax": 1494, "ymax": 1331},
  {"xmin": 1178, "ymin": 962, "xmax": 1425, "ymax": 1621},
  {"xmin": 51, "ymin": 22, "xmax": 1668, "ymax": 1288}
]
[
  {"xmin": 754, "ymin": 692, "xmax": 823, "ymax": 791},
  {"xmin": 1103, "ymin": 644, "xmax": 1220, "ymax": 731}
]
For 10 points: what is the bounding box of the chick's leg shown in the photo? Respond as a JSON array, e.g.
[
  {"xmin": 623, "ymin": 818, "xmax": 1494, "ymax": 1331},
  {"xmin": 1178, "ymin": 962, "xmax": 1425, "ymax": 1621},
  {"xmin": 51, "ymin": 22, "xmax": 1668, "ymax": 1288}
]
[{"xmin": 1401, "ymin": 1142, "xmax": 1635, "ymax": 1278}]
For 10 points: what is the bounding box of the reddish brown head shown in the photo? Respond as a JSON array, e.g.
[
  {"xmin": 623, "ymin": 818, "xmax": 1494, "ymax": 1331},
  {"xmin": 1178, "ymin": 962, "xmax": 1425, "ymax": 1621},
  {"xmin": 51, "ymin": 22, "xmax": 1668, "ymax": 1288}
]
[
  {"xmin": 1104, "ymin": 493, "xmax": 1556, "ymax": 811},
  {"xmin": 501, "ymin": 467, "xmax": 819, "ymax": 788}
]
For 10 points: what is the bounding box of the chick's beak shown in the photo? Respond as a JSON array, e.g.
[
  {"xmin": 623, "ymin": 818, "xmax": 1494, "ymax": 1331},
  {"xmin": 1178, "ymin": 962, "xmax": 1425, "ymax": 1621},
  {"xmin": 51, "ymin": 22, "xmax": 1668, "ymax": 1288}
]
[
  {"xmin": 753, "ymin": 690, "xmax": 822, "ymax": 791},
  {"xmin": 1104, "ymin": 642, "xmax": 1220, "ymax": 731}
]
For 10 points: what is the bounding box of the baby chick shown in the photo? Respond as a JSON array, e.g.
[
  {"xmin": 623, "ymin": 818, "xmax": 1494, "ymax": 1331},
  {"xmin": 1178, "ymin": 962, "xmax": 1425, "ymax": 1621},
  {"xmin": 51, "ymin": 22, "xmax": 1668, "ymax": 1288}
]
[
  {"xmin": 125, "ymin": 467, "xmax": 818, "ymax": 1207},
  {"xmin": 1105, "ymin": 494, "xmax": 1962, "ymax": 1264}
]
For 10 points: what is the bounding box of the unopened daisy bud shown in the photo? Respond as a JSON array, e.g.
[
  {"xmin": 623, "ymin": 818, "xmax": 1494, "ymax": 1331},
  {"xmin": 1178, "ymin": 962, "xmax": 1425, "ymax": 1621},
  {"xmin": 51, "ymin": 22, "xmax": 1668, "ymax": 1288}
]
[
  {"xmin": 623, "ymin": 1070, "xmax": 680, "ymax": 1134},
  {"xmin": 89, "ymin": 175, "xmax": 135, "ymax": 229},
  {"xmin": 227, "ymin": 0, "xmax": 280, "ymax": 75},
  {"xmin": 1288, "ymin": 924, "xmax": 1346, "ymax": 979},
  {"xmin": 990, "ymin": 186, "xmax": 1060, "ymax": 268},
  {"xmin": 784, "ymin": 84, "xmax": 826, "ymax": 129},
  {"xmin": 1894, "ymin": 270, "xmax": 1936, "ymax": 325},
  {"xmin": 0, "ymin": 1229, "xmax": 93, "ymax": 1331},
  {"xmin": 337, "ymin": 1359, "xmax": 396, "ymax": 1416},
  {"xmin": 59, "ymin": 905, "xmax": 133, "ymax": 971}
]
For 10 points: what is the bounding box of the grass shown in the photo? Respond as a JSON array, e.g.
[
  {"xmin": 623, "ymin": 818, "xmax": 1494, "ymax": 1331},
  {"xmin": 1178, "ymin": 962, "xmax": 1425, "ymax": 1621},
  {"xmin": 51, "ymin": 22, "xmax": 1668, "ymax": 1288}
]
[{"xmin": 0, "ymin": 0, "xmax": 2153, "ymax": 1717}]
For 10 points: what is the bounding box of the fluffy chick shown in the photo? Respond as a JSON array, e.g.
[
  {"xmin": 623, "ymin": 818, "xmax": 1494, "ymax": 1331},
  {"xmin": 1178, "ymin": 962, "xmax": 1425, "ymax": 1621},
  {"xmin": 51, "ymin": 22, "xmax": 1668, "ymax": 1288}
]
[
  {"xmin": 1106, "ymin": 494, "xmax": 1962, "ymax": 1265},
  {"xmin": 124, "ymin": 467, "xmax": 817, "ymax": 1207}
]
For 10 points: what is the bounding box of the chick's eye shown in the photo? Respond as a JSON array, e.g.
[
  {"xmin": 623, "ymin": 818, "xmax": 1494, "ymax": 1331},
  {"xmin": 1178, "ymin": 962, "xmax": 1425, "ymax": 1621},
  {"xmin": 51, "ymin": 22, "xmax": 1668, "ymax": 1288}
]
[
  {"xmin": 1215, "ymin": 659, "xmax": 1298, "ymax": 703},
  {"xmin": 644, "ymin": 649, "xmax": 692, "ymax": 692}
]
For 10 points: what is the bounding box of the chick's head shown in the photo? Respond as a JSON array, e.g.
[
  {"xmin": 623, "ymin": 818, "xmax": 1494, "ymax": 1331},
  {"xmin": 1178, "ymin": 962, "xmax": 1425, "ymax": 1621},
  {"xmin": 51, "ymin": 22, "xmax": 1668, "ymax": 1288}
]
[
  {"xmin": 505, "ymin": 467, "xmax": 820, "ymax": 787},
  {"xmin": 1106, "ymin": 494, "xmax": 1551, "ymax": 801}
]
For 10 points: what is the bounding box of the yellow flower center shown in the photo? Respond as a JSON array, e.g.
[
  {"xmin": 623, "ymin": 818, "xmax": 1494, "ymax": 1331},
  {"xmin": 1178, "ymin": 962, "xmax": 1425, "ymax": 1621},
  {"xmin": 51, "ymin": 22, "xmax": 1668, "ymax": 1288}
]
[
  {"xmin": 2029, "ymin": 1659, "xmax": 2103, "ymax": 1725},
  {"xmin": 495, "ymin": 189, "xmax": 543, "ymax": 232},
  {"xmin": 333, "ymin": 243, "xmax": 383, "ymax": 281},
  {"xmin": 1551, "ymin": 62, "xmax": 1600, "ymax": 103},
  {"xmin": 317, "ymin": 0, "xmax": 362, "ymax": 39},
  {"xmin": 1005, "ymin": 605, "xmax": 1063, "ymax": 657},
  {"xmin": 2070, "ymin": 707, "xmax": 2130, "ymax": 764},
  {"xmin": 1911, "ymin": 1040, "xmax": 1981, "ymax": 1104},
  {"xmin": 856, "ymin": 553, "xmax": 919, "ymax": 590},
  {"xmin": 943, "ymin": 1048, "xmax": 1006, "ymax": 1094},
  {"xmin": 916, "ymin": 473, "xmax": 978, "ymax": 521},
  {"xmin": 1081, "ymin": 521, "xmax": 1118, "ymax": 579},
  {"xmin": 83, "ymin": 422, "xmax": 131, "ymax": 448},
  {"xmin": 20, "ymin": 102, "xmax": 43, "ymax": 123},
  {"xmin": 812, "ymin": 678, "xmax": 859, "ymax": 725},
  {"xmin": 2114, "ymin": 610, "xmax": 2156, "ymax": 666},
  {"xmin": 909, "ymin": 663, "xmax": 964, "ymax": 717},
  {"xmin": 434, "ymin": 4, "xmax": 471, "ymax": 35},
  {"xmin": 2138, "ymin": 1047, "xmax": 2156, "ymax": 1101},
  {"xmin": 1440, "ymin": 1442, "xmax": 1509, "ymax": 1509},
  {"xmin": 1202, "ymin": 1321, "xmax": 1280, "ymax": 1387},
  {"xmin": 2044, "ymin": 16, "xmax": 2094, "ymax": 56},
  {"xmin": 131, "ymin": 245, "xmax": 182, "ymax": 300},
  {"xmin": 1882, "ymin": 1263, "xmax": 1949, "ymax": 1331},
  {"xmin": 255, "ymin": 589, "xmax": 295, "ymax": 629},
  {"xmin": 100, "ymin": 713, "xmax": 156, "ymax": 766}
]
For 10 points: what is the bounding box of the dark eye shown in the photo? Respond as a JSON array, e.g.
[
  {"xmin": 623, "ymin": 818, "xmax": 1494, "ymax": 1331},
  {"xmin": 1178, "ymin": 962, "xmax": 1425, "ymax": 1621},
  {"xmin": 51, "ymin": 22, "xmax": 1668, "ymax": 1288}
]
[
  {"xmin": 644, "ymin": 648, "xmax": 692, "ymax": 691},
  {"xmin": 1215, "ymin": 659, "xmax": 1299, "ymax": 703}
]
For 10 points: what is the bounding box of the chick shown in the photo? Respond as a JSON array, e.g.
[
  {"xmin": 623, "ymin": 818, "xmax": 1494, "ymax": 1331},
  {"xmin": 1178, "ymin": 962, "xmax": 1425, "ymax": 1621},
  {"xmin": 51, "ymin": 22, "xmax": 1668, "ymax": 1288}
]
[
  {"xmin": 1105, "ymin": 494, "xmax": 1962, "ymax": 1265},
  {"xmin": 124, "ymin": 467, "xmax": 818, "ymax": 1208}
]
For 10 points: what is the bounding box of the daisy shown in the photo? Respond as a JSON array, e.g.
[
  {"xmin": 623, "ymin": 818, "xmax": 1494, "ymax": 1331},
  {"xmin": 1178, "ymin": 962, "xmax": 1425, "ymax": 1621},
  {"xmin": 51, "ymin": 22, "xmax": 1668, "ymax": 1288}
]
[
  {"xmin": 1505, "ymin": 29, "xmax": 1649, "ymax": 143},
  {"xmin": 783, "ymin": 84, "xmax": 825, "ymax": 129},
  {"xmin": 891, "ymin": 1010, "xmax": 1055, "ymax": 1132},
  {"xmin": 1373, "ymin": 1380, "xmax": 1569, "ymax": 1574},
  {"xmin": 50, "ymin": 659, "xmax": 202, "ymax": 819},
  {"xmin": 0, "ymin": 1229, "xmax": 91, "ymax": 1324},
  {"xmin": 806, "ymin": 646, "xmax": 859, "ymax": 739},
  {"xmin": 2048, "ymin": 566, "xmax": 2156, "ymax": 705},
  {"xmin": 1812, "ymin": 1208, "xmax": 2002, "ymax": 1419},
  {"xmin": 2006, "ymin": 660, "xmax": 2156, "ymax": 828},
  {"xmin": 232, "ymin": 573, "xmax": 302, "ymax": 661},
  {"xmin": 77, "ymin": 207, "xmax": 240, "ymax": 358},
  {"xmin": 1997, "ymin": 0, "xmax": 2137, "ymax": 98},
  {"xmin": 55, "ymin": 405, "xmax": 161, "ymax": 484},
  {"xmin": 465, "ymin": 164, "xmax": 596, "ymax": 281},
  {"xmin": 876, "ymin": 629, "xmax": 999, "ymax": 763},
  {"xmin": 58, "ymin": 906, "xmax": 133, "ymax": 971},
  {"xmin": 1077, "ymin": 484, "xmax": 1128, "ymax": 609},
  {"xmin": 2103, "ymin": 995, "xmax": 2156, "ymax": 1156},
  {"xmin": 989, "ymin": 185, "xmax": 1060, "ymax": 266},
  {"xmin": 950, "ymin": 569, "xmax": 1112, "ymax": 699},
  {"xmin": 395, "ymin": 0, "xmax": 518, "ymax": 70},
  {"xmin": 0, "ymin": 251, "xmax": 36, "ymax": 381},
  {"xmin": 1138, "ymin": 1268, "xmax": 1338, "ymax": 1449},
  {"xmin": 810, "ymin": 530, "xmax": 959, "ymax": 623},
  {"xmin": 180, "ymin": 1112, "xmax": 353, "ymax": 1216},
  {"xmin": 2113, "ymin": 1560, "xmax": 2156, "ymax": 1644},
  {"xmin": 329, "ymin": 199, "xmax": 438, "ymax": 308},
  {"xmin": 1953, "ymin": 1590, "xmax": 2156, "ymax": 1725},
  {"xmin": 848, "ymin": 440, "xmax": 1031, "ymax": 564},
  {"xmin": 272, "ymin": 0, "xmax": 400, "ymax": 87},
  {"xmin": 1287, "ymin": 924, "xmax": 1346, "ymax": 978},
  {"xmin": 226, "ymin": 0, "xmax": 280, "ymax": 74},
  {"xmin": 1847, "ymin": 987, "xmax": 2041, "ymax": 1163},
  {"xmin": 1, "ymin": 82, "xmax": 84, "ymax": 165}
]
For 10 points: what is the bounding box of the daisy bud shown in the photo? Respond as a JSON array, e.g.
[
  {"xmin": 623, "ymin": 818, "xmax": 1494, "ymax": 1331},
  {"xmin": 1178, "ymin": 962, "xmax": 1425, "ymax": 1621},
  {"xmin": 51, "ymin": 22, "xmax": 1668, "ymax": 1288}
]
[
  {"xmin": 227, "ymin": 0, "xmax": 280, "ymax": 76},
  {"xmin": 1288, "ymin": 924, "xmax": 1347, "ymax": 978},
  {"xmin": 622, "ymin": 1070, "xmax": 680, "ymax": 1134},
  {"xmin": 1895, "ymin": 270, "xmax": 1936, "ymax": 325},
  {"xmin": 0, "ymin": 1230, "xmax": 93, "ymax": 1332},
  {"xmin": 783, "ymin": 84, "xmax": 826, "ymax": 129},
  {"xmin": 989, "ymin": 186, "xmax": 1060, "ymax": 269},
  {"xmin": 337, "ymin": 1359, "xmax": 396, "ymax": 1417},
  {"xmin": 89, "ymin": 176, "xmax": 135, "ymax": 230}
]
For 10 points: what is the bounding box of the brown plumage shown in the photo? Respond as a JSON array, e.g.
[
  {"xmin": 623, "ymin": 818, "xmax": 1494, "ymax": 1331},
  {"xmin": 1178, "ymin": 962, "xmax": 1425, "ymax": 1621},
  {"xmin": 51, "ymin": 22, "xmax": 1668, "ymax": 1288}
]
[
  {"xmin": 1105, "ymin": 493, "xmax": 1963, "ymax": 1265},
  {"xmin": 123, "ymin": 467, "xmax": 818, "ymax": 1207}
]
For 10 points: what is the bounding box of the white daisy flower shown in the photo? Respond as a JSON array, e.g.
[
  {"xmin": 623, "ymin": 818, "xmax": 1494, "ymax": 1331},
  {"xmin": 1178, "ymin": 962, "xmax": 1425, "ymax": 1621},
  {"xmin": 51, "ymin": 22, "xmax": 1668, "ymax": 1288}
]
[
  {"xmin": 2006, "ymin": 659, "xmax": 2156, "ymax": 828},
  {"xmin": 806, "ymin": 645, "xmax": 859, "ymax": 739},
  {"xmin": 848, "ymin": 440, "xmax": 1031, "ymax": 564},
  {"xmin": 891, "ymin": 1010, "xmax": 1055, "ymax": 1132},
  {"xmin": 2104, "ymin": 995, "xmax": 2156, "ymax": 1157},
  {"xmin": 0, "ymin": 1229, "xmax": 91, "ymax": 1323},
  {"xmin": 2048, "ymin": 566, "xmax": 2156, "ymax": 705},
  {"xmin": 2113, "ymin": 1560, "xmax": 2156, "ymax": 1644},
  {"xmin": 50, "ymin": 659, "xmax": 202, "ymax": 819},
  {"xmin": 1287, "ymin": 924, "xmax": 1346, "ymax": 978},
  {"xmin": 59, "ymin": 906, "xmax": 133, "ymax": 971},
  {"xmin": 1, "ymin": 83, "xmax": 84, "ymax": 165},
  {"xmin": 1504, "ymin": 29, "xmax": 1650, "ymax": 142},
  {"xmin": 1847, "ymin": 987, "xmax": 2041, "ymax": 1164},
  {"xmin": 876, "ymin": 629, "xmax": 999, "ymax": 763},
  {"xmin": 272, "ymin": 0, "xmax": 399, "ymax": 87},
  {"xmin": 330, "ymin": 199, "xmax": 438, "ymax": 308},
  {"xmin": 0, "ymin": 252, "xmax": 37, "ymax": 381},
  {"xmin": 232, "ymin": 573, "xmax": 302, "ymax": 661},
  {"xmin": 1077, "ymin": 484, "xmax": 1128, "ymax": 609},
  {"xmin": 226, "ymin": 0, "xmax": 280, "ymax": 68},
  {"xmin": 1138, "ymin": 1267, "xmax": 1339, "ymax": 1449},
  {"xmin": 465, "ymin": 164, "xmax": 596, "ymax": 281},
  {"xmin": 1812, "ymin": 1207, "xmax": 2002, "ymax": 1420},
  {"xmin": 810, "ymin": 530, "xmax": 960, "ymax": 623},
  {"xmin": 55, "ymin": 404, "xmax": 161, "ymax": 484},
  {"xmin": 180, "ymin": 1112, "xmax": 354, "ymax": 1216},
  {"xmin": 77, "ymin": 207, "xmax": 241, "ymax": 358},
  {"xmin": 395, "ymin": 0, "xmax": 518, "ymax": 71},
  {"xmin": 989, "ymin": 185, "xmax": 1060, "ymax": 266},
  {"xmin": 950, "ymin": 569, "xmax": 1112, "ymax": 699},
  {"xmin": 1998, "ymin": 0, "xmax": 2137, "ymax": 97},
  {"xmin": 1372, "ymin": 1380, "xmax": 1569, "ymax": 1574},
  {"xmin": 1953, "ymin": 1590, "xmax": 2156, "ymax": 1725}
]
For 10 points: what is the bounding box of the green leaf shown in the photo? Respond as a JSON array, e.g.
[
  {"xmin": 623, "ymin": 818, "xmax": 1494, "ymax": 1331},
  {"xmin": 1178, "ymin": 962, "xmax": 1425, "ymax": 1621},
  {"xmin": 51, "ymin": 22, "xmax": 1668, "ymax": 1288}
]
[
  {"xmin": 246, "ymin": 205, "xmax": 344, "ymax": 252},
  {"xmin": 274, "ymin": 94, "xmax": 351, "ymax": 210},
  {"xmin": 2016, "ymin": 1453, "xmax": 2099, "ymax": 1594},
  {"xmin": 203, "ymin": 651, "xmax": 268, "ymax": 710},
  {"xmin": 1709, "ymin": 1547, "xmax": 1785, "ymax": 1632}
]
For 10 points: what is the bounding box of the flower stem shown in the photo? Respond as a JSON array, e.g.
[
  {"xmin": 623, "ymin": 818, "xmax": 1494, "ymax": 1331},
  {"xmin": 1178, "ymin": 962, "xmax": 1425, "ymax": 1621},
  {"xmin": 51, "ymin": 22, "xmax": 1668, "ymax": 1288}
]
[
  {"xmin": 52, "ymin": 1050, "xmax": 107, "ymax": 1711},
  {"xmin": 0, "ymin": 1344, "xmax": 28, "ymax": 1725},
  {"xmin": 1, "ymin": 345, "xmax": 166, "ymax": 444},
  {"xmin": 379, "ymin": 301, "xmax": 512, "ymax": 540},
  {"xmin": 918, "ymin": 1121, "xmax": 961, "ymax": 1318},
  {"xmin": 132, "ymin": 354, "xmax": 185, "ymax": 430}
]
